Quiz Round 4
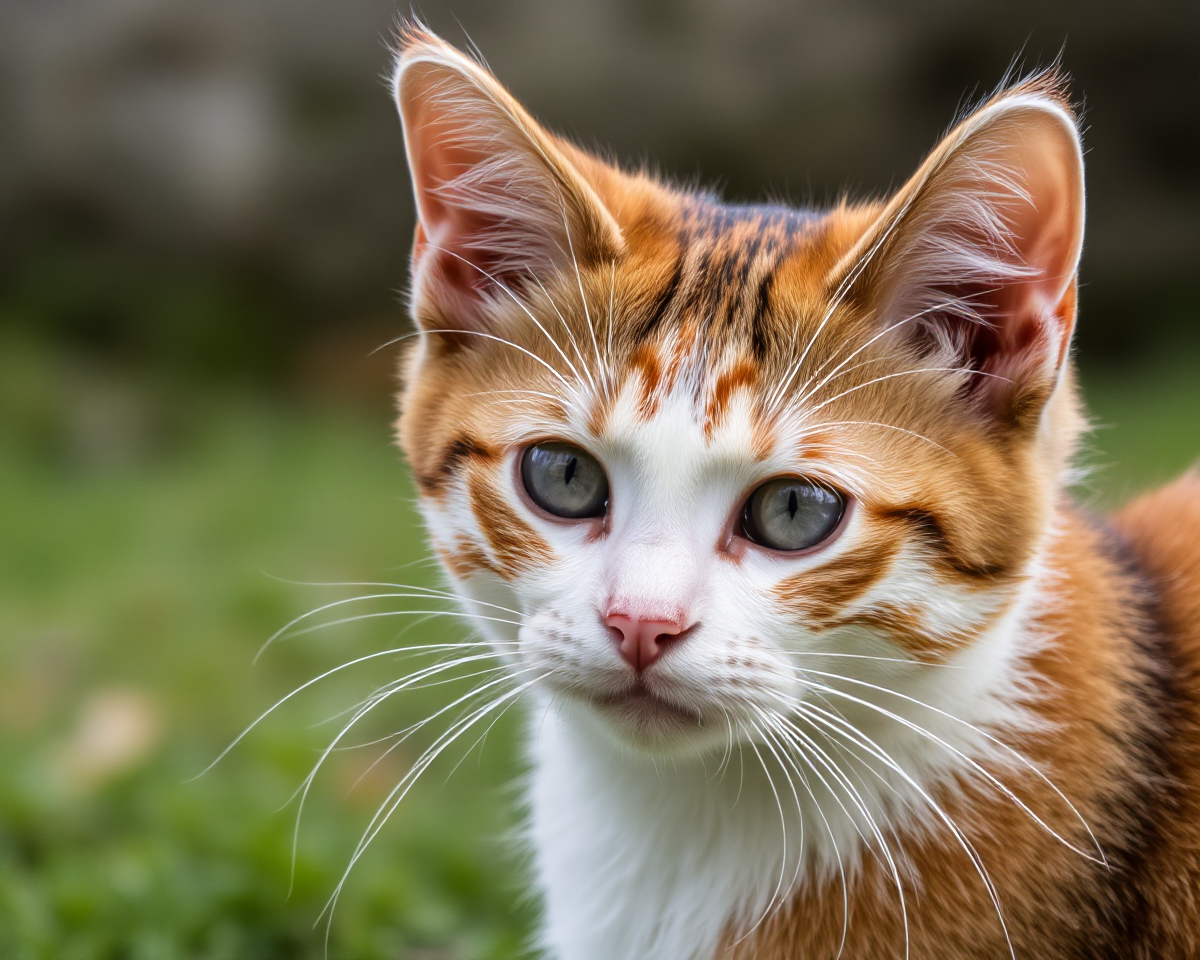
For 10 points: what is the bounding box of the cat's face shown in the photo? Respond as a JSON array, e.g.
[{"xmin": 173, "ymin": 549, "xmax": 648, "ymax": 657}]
[{"xmin": 393, "ymin": 30, "xmax": 1085, "ymax": 756}]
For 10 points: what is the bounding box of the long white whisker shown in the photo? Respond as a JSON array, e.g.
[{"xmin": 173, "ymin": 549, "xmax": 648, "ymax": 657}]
[
  {"xmin": 765, "ymin": 194, "xmax": 923, "ymax": 414},
  {"xmin": 784, "ymin": 694, "xmax": 1009, "ymax": 958},
  {"xmin": 369, "ymin": 325, "xmax": 581, "ymax": 406},
  {"xmin": 803, "ymin": 366, "xmax": 1013, "ymax": 420},
  {"xmin": 789, "ymin": 292, "xmax": 984, "ymax": 413},
  {"xmin": 757, "ymin": 705, "xmax": 905, "ymax": 960},
  {"xmin": 793, "ymin": 668, "xmax": 1104, "ymax": 863},
  {"xmin": 256, "ymin": 593, "xmax": 524, "ymax": 661},
  {"xmin": 192, "ymin": 641, "xmax": 516, "ymax": 780},
  {"xmin": 740, "ymin": 712, "xmax": 846, "ymax": 949},
  {"xmin": 789, "ymin": 649, "xmax": 970, "ymax": 669},
  {"xmin": 275, "ymin": 608, "xmax": 524, "ymax": 645},
  {"xmin": 740, "ymin": 717, "xmax": 792, "ymax": 925},
  {"xmin": 531, "ymin": 271, "xmax": 594, "ymax": 388},
  {"xmin": 556, "ymin": 199, "xmax": 606, "ymax": 388},
  {"xmin": 318, "ymin": 671, "xmax": 552, "ymax": 939},
  {"xmin": 797, "ymin": 420, "xmax": 958, "ymax": 457},
  {"xmin": 746, "ymin": 713, "xmax": 808, "ymax": 903},
  {"xmin": 266, "ymin": 580, "xmax": 524, "ymax": 618},
  {"xmin": 286, "ymin": 656, "xmax": 526, "ymax": 894}
]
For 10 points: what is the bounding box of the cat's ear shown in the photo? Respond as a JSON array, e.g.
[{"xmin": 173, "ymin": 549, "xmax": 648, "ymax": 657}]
[
  {"xmin": 393, "ymin": 27, "xmax": 624, "ymax": 333},
  {"xmin": 839, "ymin": 72, "xmax": 1085, "ymax": 429}
]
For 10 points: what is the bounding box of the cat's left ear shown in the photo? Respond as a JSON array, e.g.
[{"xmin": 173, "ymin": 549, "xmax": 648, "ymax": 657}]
[
  {"xmin": 393, "ymin": 26, "xmax": 624, "ymax": 334},
  {"xmin": 839, "ymin": 73, "xmax": 1085, "ymax": 429}
]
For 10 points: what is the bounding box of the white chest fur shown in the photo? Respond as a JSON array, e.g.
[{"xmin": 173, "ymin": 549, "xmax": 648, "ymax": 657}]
[{"xmin": 529, "ymin": 704, "xmax": 796, "ymax": 960}]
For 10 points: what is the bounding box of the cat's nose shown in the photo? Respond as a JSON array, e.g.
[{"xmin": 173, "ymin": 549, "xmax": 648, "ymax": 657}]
[{"xmin": 604, "ymin": 613, "xmax": 686, "ymax": 673}]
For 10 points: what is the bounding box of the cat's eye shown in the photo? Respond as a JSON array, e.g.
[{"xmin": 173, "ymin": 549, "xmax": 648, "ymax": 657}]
[
  {"xmin": 739, "ymin": 477, "xmax": 845, "ymax": 552},
  {"xmin": 520, "ymin": 442, "xmax": 609, "ymax": 520}
]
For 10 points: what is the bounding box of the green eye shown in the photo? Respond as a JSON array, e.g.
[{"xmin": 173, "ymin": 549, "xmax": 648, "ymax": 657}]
[
  {"xmin": 520, "ymin": 442, "xmax": 609, "ymax": 519},
  {"xmin": 740, "ymin": 477, "xmax": 845, "ymax": 552}
]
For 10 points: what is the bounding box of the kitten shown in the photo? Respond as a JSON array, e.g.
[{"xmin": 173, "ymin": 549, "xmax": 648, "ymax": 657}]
[{"xmin": 389, "ymin": 25, "xmax": 1200, "ymax": 960}]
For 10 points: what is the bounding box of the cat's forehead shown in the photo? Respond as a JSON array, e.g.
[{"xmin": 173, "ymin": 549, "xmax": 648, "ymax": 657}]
[{"xmin": 629, "ymin": 199, "xmax": 828, "ymax": 352}]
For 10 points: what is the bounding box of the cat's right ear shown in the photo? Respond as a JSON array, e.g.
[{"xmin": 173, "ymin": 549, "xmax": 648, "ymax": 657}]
[{"xmin": 393, "ymin": 26, "xmax": 624, "ymax": 333}]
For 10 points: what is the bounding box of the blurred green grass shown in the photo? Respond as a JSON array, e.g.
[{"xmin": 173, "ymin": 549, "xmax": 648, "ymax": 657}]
[{"xmin": 0, "ymin": 329, "xmax": 1196, "ymax": 959}]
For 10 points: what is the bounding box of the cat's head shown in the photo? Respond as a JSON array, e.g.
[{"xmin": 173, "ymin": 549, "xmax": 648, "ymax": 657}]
[{"xmin": 391, "ymin": 27, "xmax": 1085, "ymax": 756}]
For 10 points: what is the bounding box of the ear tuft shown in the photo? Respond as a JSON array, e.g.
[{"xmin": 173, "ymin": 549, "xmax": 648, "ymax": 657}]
[{"xmin": 392, "ymin": 25, "xmax": 623, "ymax": 333}]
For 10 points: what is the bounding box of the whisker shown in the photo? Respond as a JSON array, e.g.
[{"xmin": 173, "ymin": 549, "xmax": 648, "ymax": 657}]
[
  {"xmin": 789, "ymin": 292, "xmax": 986, "ymax": 414},
  {"xmin": 793, "ymin": 667, "xmax": 1104, "ymax": 864},
  {"xmin": 273, "ymin": 581, "xmax": 525, "ymax": 619},
  {"xmin": 796, "ymin": 419, "xmax": 958, "ymax": 458},
  {"xmin": 803, "ymin": 365, "xmax": 1013, "ymax": 420},
  {"xmin": 556, "ymin": 198, "xmax": 606, "ymax": 389},
  {"xmin": 789, "ymin": 649, "xmax": 971, "ymax": 669},
  {"xmin": 764, "ymin": 194, "xmax": 924, "ymax": 414},
  {"xmin": 256, "ymin": 592, "xmax": 525, "ymax": 661},
  {"xmin": 427, "ymin": 243, "xmax": 590, "ymax": 393},
  {"xmin": 192, "ymin": 641, "xmax": 517, "ymax": 780},
  {"xmin": 786, "ymin": 695, "xmax": 1009, "ymax": 959},
  {"xmin": 273, "ymin": 608, "xmax": 525, "ymax": 647},
  {"xmin": 318, "ymin": 670, "xmax": 553, "ymax": 939},
  {"xmin": 737, "ymin": 710, "xmax": 861, "ymax": 960},
  {"xmin": 756, "ymin": 704, "xmax": 905, "ymax": 960},
  {"xmin": 740, "ymin": 717, "xmax": 792, "ymax": 925},
  {"xmin": 531, "ymin": 271, "xmax": 596, "ymax": 390}
]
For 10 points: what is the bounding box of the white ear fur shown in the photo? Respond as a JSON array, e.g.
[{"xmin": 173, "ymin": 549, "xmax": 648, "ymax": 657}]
[
  {"xmin": 845, "ymin": 76, "xmax": 1085, "ymax": 425},
  {"xmin": 393, "ymin": 30, "xmax": 622, "ymax": 331}
]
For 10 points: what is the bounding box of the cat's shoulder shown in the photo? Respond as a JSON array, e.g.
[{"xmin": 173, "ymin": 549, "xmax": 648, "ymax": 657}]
[{"xmin": 1113, "ymin": 468, "xmax": 1200, "ymax": 654}]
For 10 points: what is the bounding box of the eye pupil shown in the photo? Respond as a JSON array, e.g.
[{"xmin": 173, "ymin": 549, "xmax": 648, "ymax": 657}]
[
  {"xmin": 520, "ymin": 443, "xmax": 608, "ymax": 520},
  {"xmin": 741, "ymin": 477, "xmax": 845, "ymax": 552}
]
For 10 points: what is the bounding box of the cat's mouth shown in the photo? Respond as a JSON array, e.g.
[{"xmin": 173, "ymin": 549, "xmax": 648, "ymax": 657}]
[{"xmin": 587, "ymin": 682, "xmax": 706, "ymax": 734}]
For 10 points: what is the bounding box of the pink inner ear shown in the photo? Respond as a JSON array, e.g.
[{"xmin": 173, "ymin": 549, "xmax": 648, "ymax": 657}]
[
  {"xmin": 883, "ymin": 102, "xmax": 1084, "ymax": 423},
  {"xmin": 397, "ymin": 59, "xmax": 588, "ymax": 330},
  {"xmin": 405, "ymin": 99, "xmax": 513, "ymax": 300},
  {"xmin": 983, "ymin": 124, "xmax": 1083, "ymax": 390}
]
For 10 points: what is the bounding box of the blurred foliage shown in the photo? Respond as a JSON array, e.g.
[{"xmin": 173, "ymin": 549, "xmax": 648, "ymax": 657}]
[{"xmin": 0, "ymin": 332, "xmax": 535, "ymax": 959}]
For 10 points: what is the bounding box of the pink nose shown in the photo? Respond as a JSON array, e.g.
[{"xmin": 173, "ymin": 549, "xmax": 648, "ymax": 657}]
[{"xmin": 605, "ymin": 613, "xmax": 686, "ymax": 673}]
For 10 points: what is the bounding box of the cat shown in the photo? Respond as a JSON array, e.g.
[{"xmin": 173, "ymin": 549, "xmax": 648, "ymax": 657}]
[{"xmin": 388, "ymin": 24, "xmax": 1200, "ymax": 960}]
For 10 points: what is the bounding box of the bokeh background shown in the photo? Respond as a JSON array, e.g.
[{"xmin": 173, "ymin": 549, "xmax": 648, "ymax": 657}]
[{"xmin": 1, "ymin": 1, "xmax": 1197, "ymax": 957}]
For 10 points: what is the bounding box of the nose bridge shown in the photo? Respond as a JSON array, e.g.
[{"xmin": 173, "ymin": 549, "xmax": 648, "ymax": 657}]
[{"xmin": 606, "ymin": 533, "xmax": 698, "ymax": 619}]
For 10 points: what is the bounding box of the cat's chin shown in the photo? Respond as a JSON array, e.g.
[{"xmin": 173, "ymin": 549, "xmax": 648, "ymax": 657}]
[{"xmin": 570, "ymin": 684, "xmax": 725, "ymax": 755}]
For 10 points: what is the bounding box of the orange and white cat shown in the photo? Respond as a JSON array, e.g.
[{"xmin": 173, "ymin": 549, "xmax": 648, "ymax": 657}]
[{"xmin": 389, "ymin": 25, "xmax": 1200, "ymax": 960}]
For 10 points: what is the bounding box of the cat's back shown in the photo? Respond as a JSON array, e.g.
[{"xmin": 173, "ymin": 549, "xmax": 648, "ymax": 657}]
[
  {"xmin": 1116, "ymin": 471, "xmax": 1200, "ymax": 654},
  {"xmin": 1112, "ymin": 470, "xmax": 1200, "ymax": 957}
]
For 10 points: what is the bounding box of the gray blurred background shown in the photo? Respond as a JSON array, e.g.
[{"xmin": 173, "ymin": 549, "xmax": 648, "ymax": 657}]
[{"xmin": 3, "ymin": 0, "xmax": 1197, "ymax": 385}]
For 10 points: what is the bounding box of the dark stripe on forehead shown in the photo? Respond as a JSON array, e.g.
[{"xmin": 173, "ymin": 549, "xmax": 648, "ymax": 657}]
[
  {"xmin": 634, "ymin": 255, "xmax": 685, "ymax": 341},
  {"xmin": 636, "ymin": 198, "xmax": 820, "ymax": 349},
  {"xmin": 748, "ymin": 268, "xmax": 778, "ymax": 359}
]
